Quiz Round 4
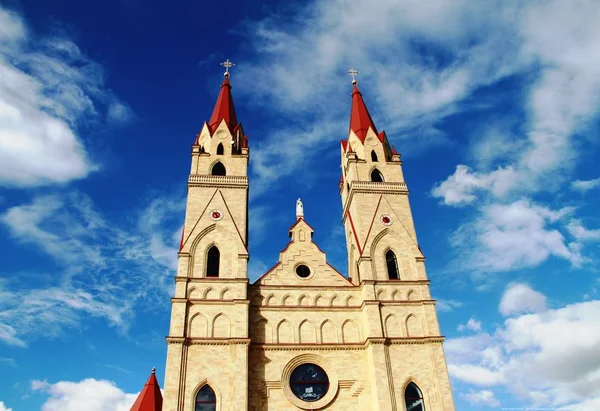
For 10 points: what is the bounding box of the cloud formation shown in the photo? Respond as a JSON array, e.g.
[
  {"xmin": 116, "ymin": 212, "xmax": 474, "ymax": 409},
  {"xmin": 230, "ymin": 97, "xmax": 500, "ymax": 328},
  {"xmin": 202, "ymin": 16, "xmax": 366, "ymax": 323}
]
[
  {"xmin": 32, "ymin": 379, "xmax": 137, "ymax": 411},
  {"xmin": 0, "ymin": 6, "xmax": 130, "ymax": 187},
  {"xmin": 446, "ymin": 283, "xmax": 600, "ymax": 409},
  {"xmin": 0, "ymin": 192, "xmax": 184, "ymax": 346}
]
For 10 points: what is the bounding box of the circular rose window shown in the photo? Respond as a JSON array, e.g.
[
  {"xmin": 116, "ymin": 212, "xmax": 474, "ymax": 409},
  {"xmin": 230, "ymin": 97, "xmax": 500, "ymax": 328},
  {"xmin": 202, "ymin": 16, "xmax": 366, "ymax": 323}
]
[{"xmin": 289, "ymin": 363, "xmax": 329, "ymax": 402}]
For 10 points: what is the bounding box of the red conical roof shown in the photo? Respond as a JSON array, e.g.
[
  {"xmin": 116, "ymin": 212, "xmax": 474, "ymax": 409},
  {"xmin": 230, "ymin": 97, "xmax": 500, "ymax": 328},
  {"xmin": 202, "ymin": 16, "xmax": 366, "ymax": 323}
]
[
  {"xmin": 349, "ymin": 83, "xmax": 377, "ymax": 142},
  {"xmin": 130, "ymin": 368, "xmax": 163, "ymax": 411},
  {"xmin": 208, "ymin": 76, "xmax": 238, "ymax": 134}
]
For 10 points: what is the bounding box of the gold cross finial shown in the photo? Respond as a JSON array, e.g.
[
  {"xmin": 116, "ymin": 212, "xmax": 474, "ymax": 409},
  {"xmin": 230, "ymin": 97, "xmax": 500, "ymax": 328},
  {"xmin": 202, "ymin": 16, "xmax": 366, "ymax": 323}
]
[
  {"xmin": 347, "ymin": 67, "xmax": 359, "ymax": 84},
  {"xmin": 221, "ymin": 59, "xmax": 235, "ymax": 77}
]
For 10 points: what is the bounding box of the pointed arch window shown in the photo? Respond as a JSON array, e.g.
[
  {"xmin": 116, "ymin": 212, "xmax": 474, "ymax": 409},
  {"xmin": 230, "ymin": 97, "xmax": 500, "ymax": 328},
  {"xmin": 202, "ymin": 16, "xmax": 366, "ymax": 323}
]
[
  {"xmin": 371, "ymin": 150, "xmax": 378, "ymax": 162},
  {"xmin": 405, "ymin": 382, "xmax": 425, "ymax": 411},
  {"xmin": 386, "ymin": 250, "xmax": 399, "ymax": 280},
  {"xmin": 195, "ymin": 384, "xmax": 216, "ymax": 411},
  {"xmin": 206, "ymin": 246, "xmax": 220, "ymax": 277},
  {"xmin": 211, "ymin": 162, "xmax": 226, "ymax": 176},
  {"xmin": 371, "ymin": 168, "xmax": 384, "ymax": 182},
  {"xmin": 216, "ymin": 143, "xmax": 224, "ymax": 155}
]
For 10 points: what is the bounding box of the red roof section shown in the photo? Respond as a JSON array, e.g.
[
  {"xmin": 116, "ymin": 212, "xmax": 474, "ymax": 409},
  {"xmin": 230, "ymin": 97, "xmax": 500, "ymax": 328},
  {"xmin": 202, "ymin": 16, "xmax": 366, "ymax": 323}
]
[
  {"xmin": 208, "ymin": 76, "xmax": 238, "ymax": 134},
  {"xmin": 349, "ymin": 83, "xmax": 378, "ymax": 142},
  {"xmin": 130, "ymin": 369, "xmax": 163, "ymax": 411}
]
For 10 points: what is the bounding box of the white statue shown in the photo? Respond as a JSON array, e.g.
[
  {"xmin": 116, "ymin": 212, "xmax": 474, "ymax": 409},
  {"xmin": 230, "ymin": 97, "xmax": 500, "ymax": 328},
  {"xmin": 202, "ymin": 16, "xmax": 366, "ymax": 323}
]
[{"xmin": 296, "ymin": 198, "xmax": 304, "ymax": 219}]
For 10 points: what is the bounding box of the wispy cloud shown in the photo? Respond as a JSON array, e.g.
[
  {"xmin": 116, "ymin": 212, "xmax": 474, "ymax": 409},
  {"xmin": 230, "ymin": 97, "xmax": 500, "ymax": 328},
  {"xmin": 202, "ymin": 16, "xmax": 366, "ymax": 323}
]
[
  {"xmin": 427, "ymin": 0, "xmax": 600, "ymax": 273},
  {"xmin": 571, "ymin": 178, "xmax": 600, "ymax": 193},
  {"xmin": 450, "ymin": 200, "xmax": 582, "ymax": 272},
  {"xmin": 0, "ymin": 191, "xmax": 184, "ymax": 346},
  {"xmin": 0, "ymin": 5, "xmax": 131, "ymax": 187}
]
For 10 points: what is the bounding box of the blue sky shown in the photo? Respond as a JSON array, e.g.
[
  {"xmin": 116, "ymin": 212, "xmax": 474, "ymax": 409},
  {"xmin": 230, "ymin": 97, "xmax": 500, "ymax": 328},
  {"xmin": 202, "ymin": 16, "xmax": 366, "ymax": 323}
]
[{"xmin": 1, "ymin": 0, "xmax": 600, "ymax": 409}]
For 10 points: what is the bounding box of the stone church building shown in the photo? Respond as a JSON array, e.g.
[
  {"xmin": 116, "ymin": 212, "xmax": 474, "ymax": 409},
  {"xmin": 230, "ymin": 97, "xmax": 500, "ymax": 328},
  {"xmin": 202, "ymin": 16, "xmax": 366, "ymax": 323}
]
[{"xmin": 130, "ymin": 66, "xmax": 455, "ymax": 411}]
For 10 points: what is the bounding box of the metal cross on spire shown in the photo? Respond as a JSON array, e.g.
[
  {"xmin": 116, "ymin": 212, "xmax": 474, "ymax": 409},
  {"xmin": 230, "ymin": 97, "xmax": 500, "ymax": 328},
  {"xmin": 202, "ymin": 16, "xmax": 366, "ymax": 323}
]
[
  {"xmin": 221, "ymin": 59, "xmax": 235, "ymax": 77},
  {"xmin": 347, "ymin": 67, "xmax": 359, "ymax": 84}
]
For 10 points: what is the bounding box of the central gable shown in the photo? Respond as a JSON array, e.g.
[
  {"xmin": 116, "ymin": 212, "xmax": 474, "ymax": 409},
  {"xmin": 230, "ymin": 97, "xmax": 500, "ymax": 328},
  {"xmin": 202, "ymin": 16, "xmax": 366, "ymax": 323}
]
[{"xmin": 254, "ymin": 218, "xmax": 353, "ymax": 287}]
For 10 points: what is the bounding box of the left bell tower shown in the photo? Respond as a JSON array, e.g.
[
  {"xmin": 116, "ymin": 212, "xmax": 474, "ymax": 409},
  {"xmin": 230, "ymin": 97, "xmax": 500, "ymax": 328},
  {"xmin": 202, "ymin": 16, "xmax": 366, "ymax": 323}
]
[{"xmin": 163, "ymin": 63, "xmax": 250, "ymax": 411}]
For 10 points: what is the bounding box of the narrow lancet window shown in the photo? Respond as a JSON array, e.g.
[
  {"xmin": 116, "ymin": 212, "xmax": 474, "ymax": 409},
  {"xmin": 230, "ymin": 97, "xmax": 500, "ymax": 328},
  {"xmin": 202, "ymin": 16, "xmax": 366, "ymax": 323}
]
[
  {"xmin": 371, "ymin": 168, "xmax": 384, "ymax": 182},
  {"xmin": 195, "ymin": 384, "xmax": 216, "ymax": 411},
  {"xmin": 216, "ymin": 143, "xmax": 224, "ymax": 155},
  {"xmin": 371, "ymin": 150, "xmax": 378, "ymax": 162},
  {"xmin": 206, "ymin": 246, "xmax": 220, "ymax": 277},
  {"xmin": 211, "ymin": 162, "xmax": 226, "ymax": 176},
  {"xmin": 386, "ymin": 250, "xmax": 399, "ymax": 280},
  {"xmin": 405, "ymin": 382, "xmax": 425, "ymax": 411}
]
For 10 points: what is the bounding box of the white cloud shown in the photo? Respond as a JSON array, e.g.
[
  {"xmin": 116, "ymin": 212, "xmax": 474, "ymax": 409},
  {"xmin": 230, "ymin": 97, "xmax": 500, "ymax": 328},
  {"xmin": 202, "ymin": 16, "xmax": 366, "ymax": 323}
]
[
  {"xmin": 459, "ymin": 389, "xmax": 500, "ymax": 407},
  {"xmin": 0, "ymin": 192, "xmax": 183, "ymax": 346},
  {"xmin": 457, "ymin": 318, "xmax": 482, "ymax": 332},
  {"xmin": 0, "ymin": 401, "xmax": 12, "ymax": 411},
  {"xmin": 452, "ymin": 200, "xmax": 581, "ymax": 272},
  {"xmin": 107, "ymin": 102, "xmax": 134, "ymax": 124},
  {"xmin": 0, "ymin": 6, "xmax": 130, "ymax": 187},
  {"xmin": 447, "ymin": 285, "xmax": 600, "ymax": 409},
  {"xmin": 431, "ymin": 165, "xmax": 518, "ymax": 206},
  {"xmin": 571, "ymin": 177, "xmax": 600, "ymax": 193},
  {"xmin": 436, "ymin": 299, "xmax": 463, "ymax": 312},
  {"xmin": 32, "ymin": 379, "xmax": 137, "ymax": 411},
  {"xmin": 567, "ymin": 219, "xmax": 600, "ymax": 242},
  {"xmin": 499, "ymin": 283, "xmax": 547, "ymax": 316}
]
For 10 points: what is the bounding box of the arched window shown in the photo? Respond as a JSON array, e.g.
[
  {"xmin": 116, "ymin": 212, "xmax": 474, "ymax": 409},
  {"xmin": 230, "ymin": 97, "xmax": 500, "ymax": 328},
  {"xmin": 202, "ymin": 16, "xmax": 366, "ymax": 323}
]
[
  {"xmin": 216, "ymin": 143, "xmax": 224, "ymax": 155},
  {"xmin": 211, "ymin": 162, "xmax": 226, "ymax": 176},
  {"xmin": 405, "ymin": 382, "xmax": 425, "ymax": 411},
  {"xmin": 371, "ymin": 168, "xmax": 384, "ymax": 182},
  {"xmin": 386, "ymin": 250, "xmax": 399, "ymax": 280},
  {"xmin": 206, "ymin": 246, "xmax": 220, "ymax": 277},
  {"xmin": 195, "ymin": 384, "xmax": 216, "ymax": 411},
  {"xmin": 371, "ymin": 150, "xmax": 378, "ymax": 162}
]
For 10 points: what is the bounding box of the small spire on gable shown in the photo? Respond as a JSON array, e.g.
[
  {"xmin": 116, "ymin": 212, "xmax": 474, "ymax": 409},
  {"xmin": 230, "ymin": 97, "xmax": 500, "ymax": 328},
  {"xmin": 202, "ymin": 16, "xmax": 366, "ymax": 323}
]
[
  {"xmin": 130, "ymin": 367, "xmax": 163, "ymax": 411},
  {"xmin": 208, "ymin": 59, "xmax": 239, "ymax": 134},
  {"xmin": 347, "ymin": 67, "xmax": 378, "ymax": 142}
]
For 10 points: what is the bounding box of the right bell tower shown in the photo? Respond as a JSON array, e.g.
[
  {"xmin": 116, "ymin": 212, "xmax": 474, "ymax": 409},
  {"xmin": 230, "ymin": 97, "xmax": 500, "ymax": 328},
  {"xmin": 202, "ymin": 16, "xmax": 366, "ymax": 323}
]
[
  {"xmin": 340, "ymin": 74, "xmax": 422, "ymax": 285},
  {"xmin": 340, "ymin": 72, "xmax": 456, "ymax": 410}
]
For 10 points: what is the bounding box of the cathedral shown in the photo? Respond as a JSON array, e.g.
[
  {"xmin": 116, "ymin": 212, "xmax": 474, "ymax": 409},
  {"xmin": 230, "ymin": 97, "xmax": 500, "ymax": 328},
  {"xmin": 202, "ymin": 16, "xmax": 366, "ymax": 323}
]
[{"xmin": 130, "ymin": 64, "xmax": 455, "ymax": 411}]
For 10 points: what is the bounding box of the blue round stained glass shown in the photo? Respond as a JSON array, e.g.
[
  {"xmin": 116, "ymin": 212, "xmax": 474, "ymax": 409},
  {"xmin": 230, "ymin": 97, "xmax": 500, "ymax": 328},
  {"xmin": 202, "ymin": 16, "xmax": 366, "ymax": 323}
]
[{"xmin": 289, "ymin": 363, "xmax": 329, "ymax": 402}]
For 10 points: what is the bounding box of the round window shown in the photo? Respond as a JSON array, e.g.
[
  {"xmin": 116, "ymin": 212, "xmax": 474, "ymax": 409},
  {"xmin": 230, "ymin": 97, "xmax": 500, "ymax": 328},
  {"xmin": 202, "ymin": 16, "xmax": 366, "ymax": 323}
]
[
  {"xmin": 289, "ymin": 363, "xmax": 329, "ymax": 402},
  {"xmin": 295, "ymin": 264, "xmax": 311, "ymax": 278}
]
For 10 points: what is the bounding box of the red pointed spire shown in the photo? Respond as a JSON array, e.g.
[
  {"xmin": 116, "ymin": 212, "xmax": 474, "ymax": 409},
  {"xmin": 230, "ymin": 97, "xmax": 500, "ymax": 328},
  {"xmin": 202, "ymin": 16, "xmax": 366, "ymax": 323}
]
[
  {"xmin": 208, "ymin": 75, "xmax": 238, "ymax": 134},
  {"xmin": 349, "ymin": 83, "xmax": 378, "ymax": 142},
  {"xmin": 130, "ymin": 368, "xmax": 163, "ymax": 411}
]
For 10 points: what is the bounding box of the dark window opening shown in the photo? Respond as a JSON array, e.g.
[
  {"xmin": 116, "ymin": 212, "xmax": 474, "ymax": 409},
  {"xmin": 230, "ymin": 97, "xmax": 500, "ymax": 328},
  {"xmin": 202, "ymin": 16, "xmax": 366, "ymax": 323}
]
[
  {"xmin": 290, "ymin": 363, "xmax": 329, "ymax": 402},
  {"xmin": 296, "ymin": 264, "xmax": 311, "ymax": 278},
  {"xmin": 207, "ymin": 246, "xmax": 220, "ymax": 277},
  {"xmin": 211, "ymin": 162, "xmax": 226, "ymax": 176},
  {"xmin": 216, "ymin": 143, "xmax": 224, "ymax": 155},
  {"xmin": 371, "ymin": 150, "xmax": 378, "ymax": 162},
  {"xmin": 405, "ymin": 382, "xmax": 425, "ymax": 411},
  {"xmin": 195, "ymin": 384, "xmax": 216, "ymax": 411},
  {"xmin": 386, "ymin": 250, "xmax": 399, "ymax": 280},
  {"xmin": 371, "ymin": 169, "xmax": 384, "ymax": 182}
]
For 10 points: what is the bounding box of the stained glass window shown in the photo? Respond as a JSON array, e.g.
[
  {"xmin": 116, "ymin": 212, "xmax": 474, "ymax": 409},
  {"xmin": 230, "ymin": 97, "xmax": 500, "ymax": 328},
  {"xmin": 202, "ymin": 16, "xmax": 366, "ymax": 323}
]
[
  {"xmin": 195, "ymin": 385, "xmax": 216, "ymax": 411},
  {"xmin": 290, "ymin": 363, "xmax": 329, "ymax": 402},
  {"xmin": 405, "ymin": 382, "xmax": 425, "ymax": 411}
]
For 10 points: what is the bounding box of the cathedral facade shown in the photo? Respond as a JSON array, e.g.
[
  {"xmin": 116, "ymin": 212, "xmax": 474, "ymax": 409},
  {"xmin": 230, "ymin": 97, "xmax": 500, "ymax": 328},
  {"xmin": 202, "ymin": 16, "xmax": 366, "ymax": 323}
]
[{"xmin": 162, "ymin": 69, "xmax": 455, "ymax": 411}]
